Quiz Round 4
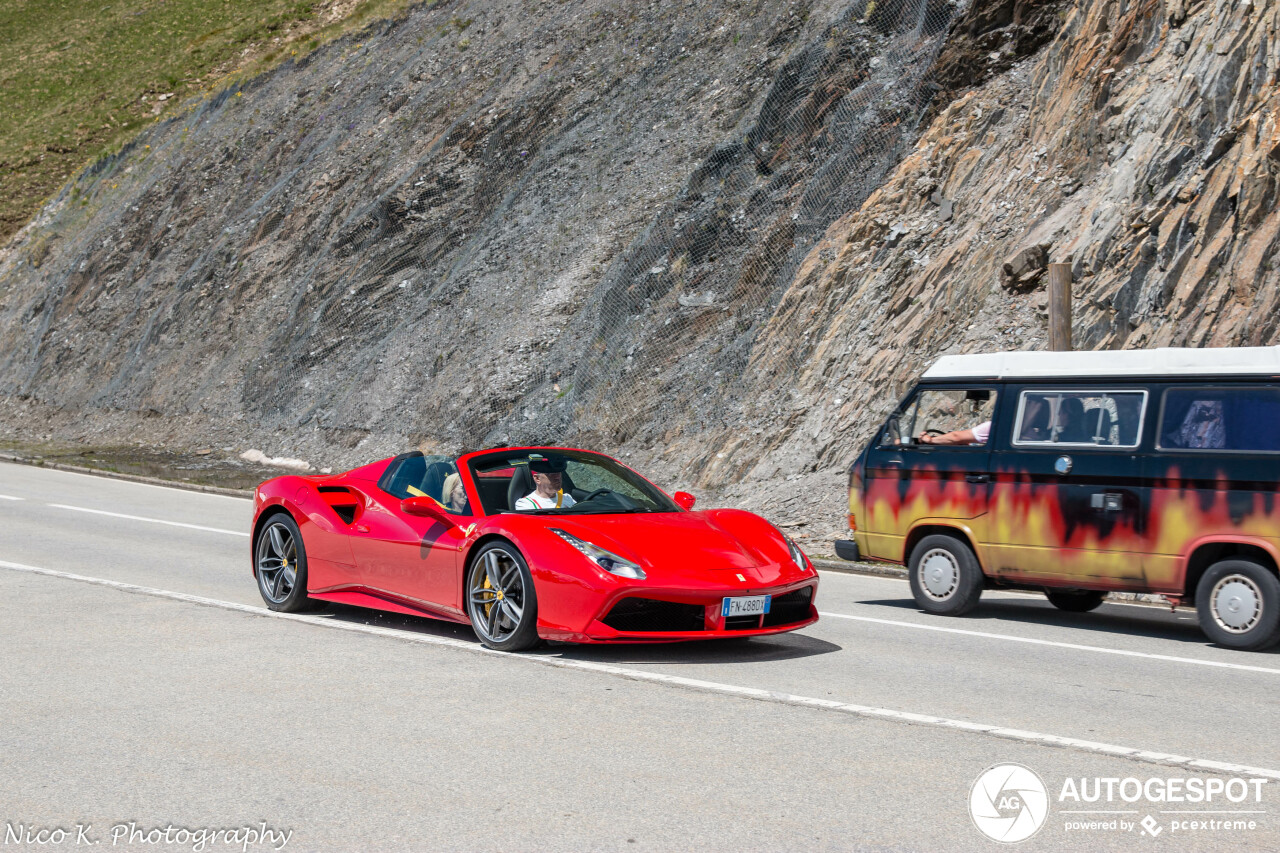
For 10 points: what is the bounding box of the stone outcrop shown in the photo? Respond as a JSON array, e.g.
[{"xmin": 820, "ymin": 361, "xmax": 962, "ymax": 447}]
[
  {"xmin": 1, "ymin": 0, "xmax": 1278, "ymax": 549},
  {"xmin": 733, "ymin": 0, "xmax": 1280, "ymax": 502}
]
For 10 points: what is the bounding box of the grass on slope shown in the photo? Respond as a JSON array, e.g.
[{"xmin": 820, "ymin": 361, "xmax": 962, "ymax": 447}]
[{"xmin": 0, "ymin": 0, "xmax": 413, "ymax": 243}]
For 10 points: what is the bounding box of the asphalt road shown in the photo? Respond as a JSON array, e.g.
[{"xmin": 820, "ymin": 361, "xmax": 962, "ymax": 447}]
[{"xmin": 2, "ymin": 460, "xmax": 1279, "ymax": 852}]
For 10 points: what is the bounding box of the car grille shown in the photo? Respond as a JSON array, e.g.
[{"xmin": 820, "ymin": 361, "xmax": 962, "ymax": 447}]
[
  {"xmin": 762, "ymin": 586, "xmax": 814, "ymax": 628},
  {"xmin": 602, "ymin": 598, "xmax": 705, "ymax": 633}
]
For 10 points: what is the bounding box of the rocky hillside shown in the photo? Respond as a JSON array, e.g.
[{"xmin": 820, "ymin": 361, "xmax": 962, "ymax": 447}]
[
  {"xmin": 1, "ymin": 0, "xmax": 1277, "ymax": 547},
  {"xmin": 747, "ymin": 0, "xmax": 1280, "ymax": 490}
]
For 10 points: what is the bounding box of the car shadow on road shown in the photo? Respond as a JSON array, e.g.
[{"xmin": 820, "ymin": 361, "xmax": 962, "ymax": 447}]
[
  {"xmin": 857, "ymin": 596, "xmax": 1280, "ymax": 654},
  {"xmin": 308, "ymin": 603, "xmax": 841, "ymax": 663},
  {"xmin": 543, "ymin": 631, "xmax": 842, "ymax": 665},
  {"xmin": 308, "ymin": 603, "xmax": 480, "ymax": 641}
]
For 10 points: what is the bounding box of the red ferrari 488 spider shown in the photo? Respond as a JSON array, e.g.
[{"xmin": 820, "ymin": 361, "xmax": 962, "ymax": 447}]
[{"xmin": 251, "ymin": 447, "xmax": 818, "ymax": 651}]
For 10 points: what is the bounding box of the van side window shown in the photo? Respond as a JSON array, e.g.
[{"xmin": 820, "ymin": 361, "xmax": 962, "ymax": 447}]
[
  {"xmin": 1158, "ymin": 387, "xmax": 1280, "ymax": 452},
  {"xmin": 1012, "ymin": 390, "xmax": 1146, "ymax": 448},
  {"xmin": 884, "ymin": 388, "xmax": 997, "ymax": 447}
]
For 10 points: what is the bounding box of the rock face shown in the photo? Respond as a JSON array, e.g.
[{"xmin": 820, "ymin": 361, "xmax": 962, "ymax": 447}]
[
  {"xmin": 738, "ymin": 0, "xmax": 1280, "ymax": 507},
  {"xmin": 1, "ymin": 0, "xmax": 1278, "ymax": 549}
]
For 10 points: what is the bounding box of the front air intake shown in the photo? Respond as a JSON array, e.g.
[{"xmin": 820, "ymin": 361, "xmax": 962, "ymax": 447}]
[
  {"xmin": 761, "ymin": 586, "xmax": 813, "ymax": 628},
  {"xmin": 602, "ymin": 598, "xmax": 705, "ymax": 633}
]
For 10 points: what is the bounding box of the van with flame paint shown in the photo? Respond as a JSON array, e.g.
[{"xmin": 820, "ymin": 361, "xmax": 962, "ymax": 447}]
[{"xmin": 836, "ymin": 347, "xmax": 1280, "ymax": 650}]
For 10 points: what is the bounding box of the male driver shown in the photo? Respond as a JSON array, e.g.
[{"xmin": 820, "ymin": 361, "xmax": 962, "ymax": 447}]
[
  {"xmin": 514, "ymin": 456, "xmax": 577, "ymax": 510},
  {"xmin": 919, "ymin": 421, "xmax": 990, "ymax": 446}
]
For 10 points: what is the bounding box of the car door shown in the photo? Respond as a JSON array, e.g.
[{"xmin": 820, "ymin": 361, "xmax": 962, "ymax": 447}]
[
  {"xmin": 861, "ymin": 385, "xmax": 999, "ymax": 562},
  {"xmin": 985, "ymin": 385, "xmax": 1151, "ymax": 586},
  {"xmin": 345, "ymin": 482, "xmax": 468, "ymax": 617}
]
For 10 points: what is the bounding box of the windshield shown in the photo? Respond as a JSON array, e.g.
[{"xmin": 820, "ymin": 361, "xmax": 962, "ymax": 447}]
[{"xmin": 467, "ymin": 450, "xmax": 680, "ymax": 515}]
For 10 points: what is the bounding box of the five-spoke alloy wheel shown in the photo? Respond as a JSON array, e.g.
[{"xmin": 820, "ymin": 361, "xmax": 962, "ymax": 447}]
[
  {"xmin": 466, "ymin": 542, "xmax": 540, "ymax": 652},
  {"xmin": 255, "ymin": 513, "xmax": 314, "ymax": 612}
]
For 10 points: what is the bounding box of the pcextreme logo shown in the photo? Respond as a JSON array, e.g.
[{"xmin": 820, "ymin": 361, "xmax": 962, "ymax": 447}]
[{"xmin": 969, "ymin": 763, "xmax": 1050, "ymax": 843}]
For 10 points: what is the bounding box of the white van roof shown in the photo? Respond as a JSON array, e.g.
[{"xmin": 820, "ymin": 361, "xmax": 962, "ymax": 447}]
[{"xmin": 923, "ymin": 346, "xmax": 1280, "ymax": 380}]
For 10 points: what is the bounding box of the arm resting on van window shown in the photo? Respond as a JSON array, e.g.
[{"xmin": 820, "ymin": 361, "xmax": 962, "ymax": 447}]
[{"xmin": 919, "ymin": 421, "xmax": 990, "ymax": 446}]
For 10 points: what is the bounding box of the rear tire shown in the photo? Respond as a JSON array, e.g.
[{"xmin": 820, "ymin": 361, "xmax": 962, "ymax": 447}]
[
  {"xmin": 255, "ymin": 514, "xmax": 315, "ymax": 612},
  {"xmin": 1195, "ymin": 559, "xmax": 1280, "ymax": 651},
  {"xmin": 1045, "ymin": 589, "xmax": 1106, "ymax": 612},
  {"xmin": 908, "ymin": 534, "xmax": 984, "ymax": 616}
]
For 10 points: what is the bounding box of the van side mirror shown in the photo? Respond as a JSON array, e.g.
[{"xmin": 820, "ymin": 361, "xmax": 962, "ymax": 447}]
[
  {"xmin": 401, "ymin": 496, "xmax": 456, "ymax": 526},
  {"xmin": 673, "ymin": 491, "xmax": 697, "ymax": 511},
  {"xmin": 882, "ymin": 414, "xmax": 911, "ymax": 446}
]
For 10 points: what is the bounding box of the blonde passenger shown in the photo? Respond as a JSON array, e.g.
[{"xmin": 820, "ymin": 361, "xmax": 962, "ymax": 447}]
[{"xmin": 441, "ymin": 472, "xmax": 468, "ymax": 513}]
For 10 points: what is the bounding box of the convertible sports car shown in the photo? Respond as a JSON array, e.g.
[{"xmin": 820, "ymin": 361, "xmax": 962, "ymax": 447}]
[{"xmin": 251, "ymin": 446, "xmax": 819, "ymax": 650}]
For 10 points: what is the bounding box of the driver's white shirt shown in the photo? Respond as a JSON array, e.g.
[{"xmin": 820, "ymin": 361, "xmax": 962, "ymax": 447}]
[{"xmin": 514, "ymin": 491, "xmax": 577, "ymax": 511}]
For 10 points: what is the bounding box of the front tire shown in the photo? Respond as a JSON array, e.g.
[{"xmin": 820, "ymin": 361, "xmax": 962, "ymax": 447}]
[
  {"xmin": 1045, "ymin": 589, "xmax": 1106, "ymax": 612},
  {"xmin": 1195, "ymin": 560, "xmax": 1280, "ymax": 651},
  {"xmin": 908, "ymin": 534, "xmax": 984, "ymax": 616},
  {"xmin": 255, "ymin": 514, "xmax": 314, "ymax": 612},
  {"xmin": 466, "ymin": 542, "xmax": 540, "ymax": 652}
]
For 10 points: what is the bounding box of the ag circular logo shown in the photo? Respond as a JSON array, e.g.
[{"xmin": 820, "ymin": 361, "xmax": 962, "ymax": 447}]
[{"xmin": 969, "ymin": 763, "xmax": 1049, "ymax": 843}]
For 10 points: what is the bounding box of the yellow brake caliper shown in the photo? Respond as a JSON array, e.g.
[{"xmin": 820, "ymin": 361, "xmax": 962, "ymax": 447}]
[{"xmin": 482, "ymin": 573, "xmax": 504, "ymax": 617}]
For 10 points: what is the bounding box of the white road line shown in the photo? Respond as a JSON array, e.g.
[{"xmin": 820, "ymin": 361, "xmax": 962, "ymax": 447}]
[
  {"xmin": 819, "ymin": 611, "xmax": 1280, "ymax": 675},
  {"xmin": 0, "ymin": 494, "xmax": 23, "ymax": 501},
  {"xmin": 2, "ymin": 558, "xmax": 1276, "ymax": 781},
  {"xmin": 46, "ymin": 504, "xmax": 249, "ymax": 537}
]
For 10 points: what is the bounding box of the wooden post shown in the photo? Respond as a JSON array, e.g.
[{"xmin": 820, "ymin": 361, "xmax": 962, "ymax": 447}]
[{"xmin": 1048, "ymin": 262, "xmax": 1073, "ymax": 351}]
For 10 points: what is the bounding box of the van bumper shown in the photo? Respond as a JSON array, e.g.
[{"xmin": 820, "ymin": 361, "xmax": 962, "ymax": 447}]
[{"xmin": 834, "ymin": 539, "xmax": 861, "ymax": 561}]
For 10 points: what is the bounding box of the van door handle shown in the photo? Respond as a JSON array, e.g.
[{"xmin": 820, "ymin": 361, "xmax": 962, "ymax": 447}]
[
  {"xmin": 965, "ymin": 474, "xmax": 990, "ymax": 483},
  {"xmin": 1090, "ymin": 493, "xmax": 1124, "ymax": 512}
]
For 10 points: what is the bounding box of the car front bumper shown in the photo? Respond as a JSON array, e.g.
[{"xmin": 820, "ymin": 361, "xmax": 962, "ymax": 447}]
[{"xmin": 544, "ymin": 580, "xmax": 820, "ymax": 643}]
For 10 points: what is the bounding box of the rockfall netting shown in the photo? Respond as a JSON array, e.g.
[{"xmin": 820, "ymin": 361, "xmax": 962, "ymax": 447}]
[
  {"xmin": 0, "ymin": 0, "xmax": 970, "ymax": 486},
  {"xmin": 321, "ymin": 0, "xmax": 970, "ymax": 470}
]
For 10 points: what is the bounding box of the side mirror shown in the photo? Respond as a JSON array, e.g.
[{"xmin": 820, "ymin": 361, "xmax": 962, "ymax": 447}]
[
  {"xmin": 401, "ymin": 496, "xmax": 456, "ymax": 526},
  {"xmin": 673, "ymin": 491, "xmax": 697, "ymax": 511}
]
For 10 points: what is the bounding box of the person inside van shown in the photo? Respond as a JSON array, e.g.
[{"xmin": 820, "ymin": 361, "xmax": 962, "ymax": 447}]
[
  {"xmin": 1112, "ymin": 394, "xmax": 1143, "ymax": 445},
  {"xmin": 1019, "ymin": 397, "xmax": 1052, "ymax": 442},
  {"xmin": 1053, "ymin": 397, "xmax": 1089, "ymax": 443},
  {"xmin": 918, "ymin": 421, "xmax": 991, "ymax": 445}
]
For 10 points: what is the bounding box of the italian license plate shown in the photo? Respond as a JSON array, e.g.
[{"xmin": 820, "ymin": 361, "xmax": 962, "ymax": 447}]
[{"xmin": 722, "ymin": 594, "xmax": 771, "ymax": 618}]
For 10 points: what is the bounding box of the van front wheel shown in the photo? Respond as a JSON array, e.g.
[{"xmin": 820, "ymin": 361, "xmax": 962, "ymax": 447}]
[
  {"xmin": 1195, "ymin": 560, "xmax": 1280, "ymax": 651},
  {"xmin": 908, "ymin": 535, "xmax": 984, "ymax": 616}
]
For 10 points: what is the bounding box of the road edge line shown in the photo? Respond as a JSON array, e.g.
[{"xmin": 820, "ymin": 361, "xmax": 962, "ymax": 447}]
[
  {"xmin": 4, "ymin": 558, "xmax": 1277, "ymax": 781},
  {"xmin": 0, "ymin": 453, "xmax": 253, "ymax": 499}
]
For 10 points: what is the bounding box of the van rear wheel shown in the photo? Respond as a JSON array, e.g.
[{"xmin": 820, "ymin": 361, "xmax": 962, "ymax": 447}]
[
  {"xmin": 908, "ymin": 535, "xmax": 984, "ymax": 616},
  {"xmin": 1195, "ymin": 560, "xmax": 1280, "ymax": 651},
  {"xmin": 1045, "ymin": 589, "xmax": 1106, "ymax": 612}
]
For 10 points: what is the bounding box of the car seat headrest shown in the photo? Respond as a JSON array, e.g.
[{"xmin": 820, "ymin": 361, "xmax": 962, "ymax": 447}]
[{"xmin": 507, "ymin": 464, "xmax": 534, "ymax": 510}]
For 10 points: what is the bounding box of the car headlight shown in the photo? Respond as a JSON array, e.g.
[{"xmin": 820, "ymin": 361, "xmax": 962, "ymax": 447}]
[
  {"xmin": 551, "ymin": 529, "xmax": 646, "ymax": 580},
  {"xmin": 785, "ymin": 534, "xmax": 808, "ymax": 569}
]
